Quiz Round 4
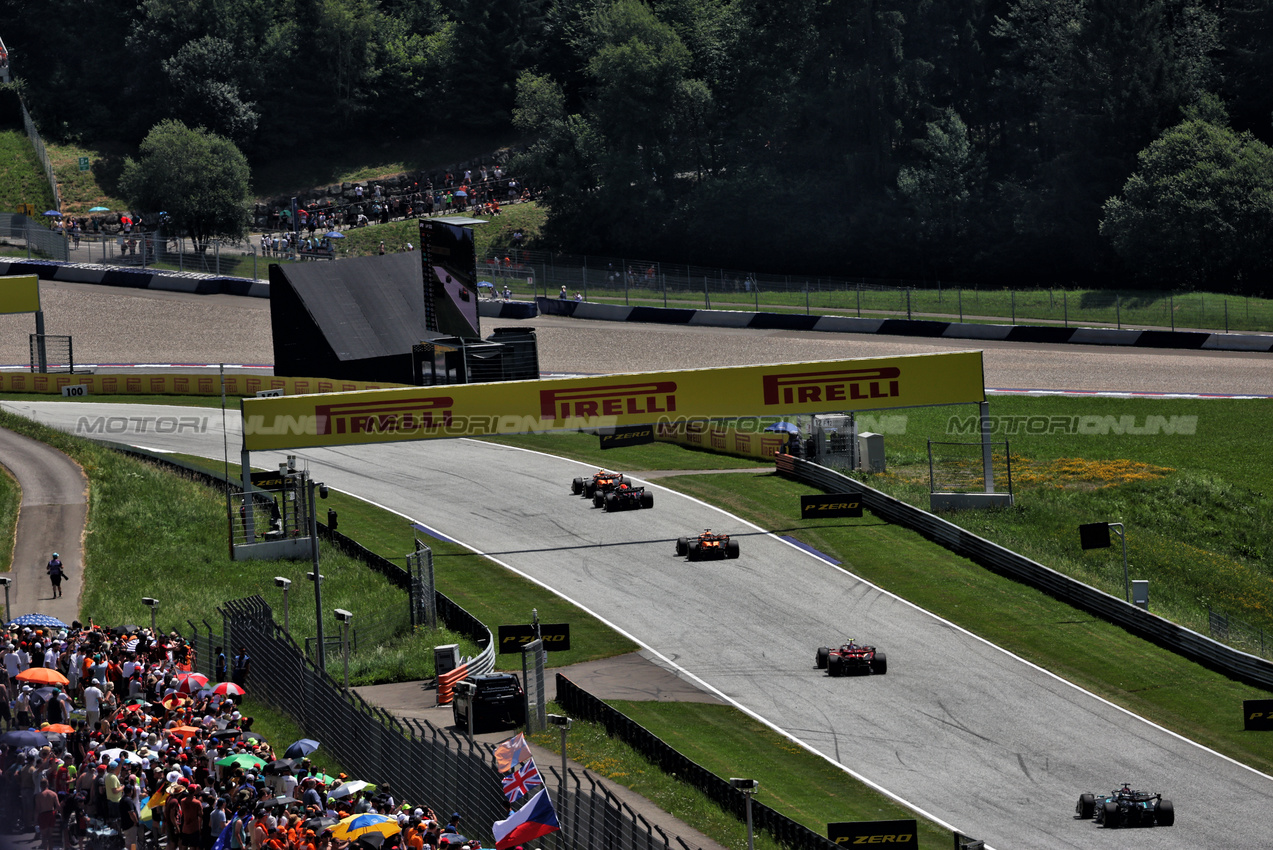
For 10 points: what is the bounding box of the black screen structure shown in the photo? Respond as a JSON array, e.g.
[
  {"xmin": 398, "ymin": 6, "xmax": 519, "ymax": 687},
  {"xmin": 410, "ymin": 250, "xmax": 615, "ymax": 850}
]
[{"xmin": 420, "ymin": 219, "xmax": 480, "ymax": 339}]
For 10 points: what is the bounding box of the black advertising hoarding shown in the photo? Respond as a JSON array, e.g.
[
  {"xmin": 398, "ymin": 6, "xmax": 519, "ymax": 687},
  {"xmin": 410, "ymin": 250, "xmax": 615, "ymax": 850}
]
[
  {"xmin": 1245, "ymin": 699, "xmax": 1273, "ymax": 730},
  {"xmin": 828, "ymin": 820, "xmax": 918, "ymax": 847},
  {"xmin": 600, "ymin": 424, "xmax": 656, "ymax": 450},
  {"xmin": 420, "ymin": 219, "xmax": 480, "ymax": 339},
  {"xmin": 1079, "ymin": 522, "xmax": 1112, "ymax": 549},
  {"xmin": 801, "ymin": 494, "xmax": 864, "ymax": 518},
  {"xmin": 498, "ymin": 623, "xmax": 571, "ymax": 653}
]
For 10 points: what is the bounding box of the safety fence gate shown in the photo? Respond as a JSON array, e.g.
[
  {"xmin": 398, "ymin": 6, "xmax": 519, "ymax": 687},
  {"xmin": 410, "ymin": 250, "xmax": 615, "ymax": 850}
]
[
  {"xmin": 407, "ymin": 537, "xmax": 437, "ymax": 629},
  {"xmin": 30, "ymin": 333, "xmax": 73, "ymax": 373}
]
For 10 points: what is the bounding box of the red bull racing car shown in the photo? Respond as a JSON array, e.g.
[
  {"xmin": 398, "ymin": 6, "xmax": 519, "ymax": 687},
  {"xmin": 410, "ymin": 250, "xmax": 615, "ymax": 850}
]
[
  {"xmin": 1076, "ymin": 783, "xmax": 1174, "ymax": 828},
  {"xmin": 815, "ymin": 639, "xmax": 887, "ymax": 676},
  {"xmin": 675, "ymin": 530, "xmax": 740, "ymax": 561},
  {"xmin": 596, "ymin": 482, "xmax": 654, "ymax": 511},
  {"xmin": 572, "ymin": 469, "xmax": 627, "ymax": 499}
]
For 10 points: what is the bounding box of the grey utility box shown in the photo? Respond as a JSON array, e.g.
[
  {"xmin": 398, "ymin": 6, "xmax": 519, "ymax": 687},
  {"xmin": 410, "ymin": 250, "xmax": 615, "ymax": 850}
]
[
  {"xmin": 1132, "ymin": 580, "xmax": 1149, "ymax": 611},
  {"xmin": 858, "ymin": 432, "xmax": 886, "ymax": 473}
]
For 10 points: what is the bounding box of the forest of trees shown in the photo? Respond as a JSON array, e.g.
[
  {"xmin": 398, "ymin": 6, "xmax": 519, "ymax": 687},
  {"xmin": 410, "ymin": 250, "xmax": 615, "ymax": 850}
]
[{"xmin": 3, "ymin": 0, "xmax": 1272, "ymax": 290}]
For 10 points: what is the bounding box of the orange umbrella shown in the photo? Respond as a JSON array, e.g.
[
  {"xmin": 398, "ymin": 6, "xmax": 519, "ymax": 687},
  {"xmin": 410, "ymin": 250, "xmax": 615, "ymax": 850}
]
[
  {"xmin": 16, "ymin": 668, "xmax": 69, "ymax": 686},
  {"xmin": 44, "ymin": 724, "xmax": 75, "ymax": 734},
  {"xmin": 171, "ymin": 725, "xmax": 202, "ymax": 742}
]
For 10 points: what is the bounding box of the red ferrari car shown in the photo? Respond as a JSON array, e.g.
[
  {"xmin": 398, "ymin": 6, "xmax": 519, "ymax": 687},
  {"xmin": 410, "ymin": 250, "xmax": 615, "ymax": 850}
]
[{"xmin": 816, "ymin": 639, "xmax": 887, "ymax": 676}]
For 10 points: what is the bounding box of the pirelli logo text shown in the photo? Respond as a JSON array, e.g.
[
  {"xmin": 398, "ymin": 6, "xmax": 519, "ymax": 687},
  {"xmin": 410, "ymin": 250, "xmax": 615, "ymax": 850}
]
[
  {"xmin": 828, "ymin": 820, "xmax": 917, "ymax": 849},
  {"xmin": 541, "ymin": 381, "xmax": 677, "ymax": 420},
  {"xmin": 1244, "ymin": 699, "xmax": 1273, "ymax": 731},
  {"xmin": 315, "ymin": 396, "xmax": 454, "ymax": 436},
  {"xmin": 762, "ymin": 367, "xmax": 901, "ymax": 407}
]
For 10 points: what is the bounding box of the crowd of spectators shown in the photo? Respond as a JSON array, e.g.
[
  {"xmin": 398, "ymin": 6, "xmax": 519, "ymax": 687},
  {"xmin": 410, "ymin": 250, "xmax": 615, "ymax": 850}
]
[{"xmin": 0, "ymin": 621, "xmax": 487, "ymax": 850}]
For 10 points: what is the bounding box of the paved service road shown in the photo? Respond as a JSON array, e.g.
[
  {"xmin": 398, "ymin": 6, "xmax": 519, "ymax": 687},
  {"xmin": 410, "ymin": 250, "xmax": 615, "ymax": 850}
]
[{"xmin": 6, "ymin": 400, "xmax": 1272, "ymax": 850}]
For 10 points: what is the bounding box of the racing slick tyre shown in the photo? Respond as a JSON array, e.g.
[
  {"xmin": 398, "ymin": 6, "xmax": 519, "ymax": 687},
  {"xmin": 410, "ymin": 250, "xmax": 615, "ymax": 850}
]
[
  {"xmin": 640, "ymin": 491, "xmax": 654, "ymax": 509},
  {"xmin": 593, "ymin": 492, "xmax": 605, "ymax": 508},
  {"xmin": 725, "ymin": 539, "xmax": 740, "ymax": 559},
  {"xmin": 1077, "ymin": 794, "xmax": 1096, "ymax": 819},
  {"xmin": 1155, "ymin": 800, "xmax": 1174, "ymax": 827},
  {"xmin": 815, "ymin": 647, "xmax": 830, "ymax": 669},
  {"xmin": 572, "ymin": 477, "xmax": 584, "ymax": 495},
  {"xmin": 604, "ymin": 493, "xmax": 617, "ymax": 512},
  {"xmin": 828, "ymin": 656, "xmax": 843, "ymax": 677},
  {"xmin": 687, "ymin": 542, "xmax": 701, "ymax": 561},
  {"xmin": 584, "ymin": 482, "xmax": 596, "ymax": 498},
  {"xmin": 1102, "ymin": 801, "xmax": 1120, "ymax": 828},
  {"xmin": 676, "ymin": 537, "xmax": 689, "ymax": 556},
  {"xmin": 870, "ymin": 651, "xmax": 887, "ymax": 675}
]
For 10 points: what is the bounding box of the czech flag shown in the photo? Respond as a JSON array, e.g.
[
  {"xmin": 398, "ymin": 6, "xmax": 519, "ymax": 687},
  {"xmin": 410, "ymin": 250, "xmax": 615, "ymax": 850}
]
[{"xmin": 492, "ymin": 788, "xmax": 560, "ymax": 850}]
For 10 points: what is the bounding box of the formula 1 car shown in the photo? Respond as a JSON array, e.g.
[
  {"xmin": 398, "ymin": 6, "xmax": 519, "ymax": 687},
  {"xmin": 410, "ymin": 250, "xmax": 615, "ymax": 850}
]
[
  {"xmin": 572, "ymin": 470, "xmax": 627, "ymax": 499},
  {"xmin": 597, "ymin": 483, "xmax": 654, "ymax": 511},
  {"xmin": 815, "ymin": 639, "xmax": 887, "ymax": 676},
  {"xmin": 1075, "ymin": 784, "xmax": 1174, "ymax": 828},
  {"xmin": 675, "ymin": 530, "xmax": 740, "ymax": 561}
]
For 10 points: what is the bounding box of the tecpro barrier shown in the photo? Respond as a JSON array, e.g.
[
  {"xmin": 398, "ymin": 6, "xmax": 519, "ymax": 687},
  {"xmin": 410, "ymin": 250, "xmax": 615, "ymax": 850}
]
[{"xmin": 537, "ymin": 297, "xmax": 1273, "ymax": 353}]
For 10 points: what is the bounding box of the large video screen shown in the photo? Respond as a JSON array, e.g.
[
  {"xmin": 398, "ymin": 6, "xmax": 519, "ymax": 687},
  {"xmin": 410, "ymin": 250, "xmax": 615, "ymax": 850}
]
[{"xmin": 420, "ymin": 219, "xmax": 480, "ymax": 339}]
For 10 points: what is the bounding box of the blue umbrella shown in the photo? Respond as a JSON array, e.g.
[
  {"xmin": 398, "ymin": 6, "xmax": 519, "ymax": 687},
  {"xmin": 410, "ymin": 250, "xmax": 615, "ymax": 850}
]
[
  {"xmin": 477, "ymin": 281, "xmax": 495, "ymax": 289},
  {"xmin": 0, "ymin": 729, "xmax": 51, "ymax": 748},
  {"xmin": 764, "ymin": 421, "xmax": 800, "ymax": 435},
  {"xmin": 43, "ymin": 210, "xmax": 62, "ymax": 217},
  {"xmin": 284, "ymin": 738, "xmax": 321, "ymax": 758},
  {"xmin": 324, "ymin": 231, "xmax": 345, "ymax": 239},
  {"xmin": 89, "ymin": 206, "xmax": 111, "ymax": 212},
  {"xmin": 7, "ymin": 613, "xmax": 70, "ymax": 629}
]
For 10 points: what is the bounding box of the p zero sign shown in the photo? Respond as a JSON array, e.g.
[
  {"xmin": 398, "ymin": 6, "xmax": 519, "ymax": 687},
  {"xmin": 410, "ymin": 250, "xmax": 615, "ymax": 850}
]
[
  {"xmin": 801, "ymin": 494, "xmax": 863, "ymax": 518},
  {"xmin": 1245, "ymin": 699, "xmax": 1273, "ymax": 731},
  {"xmin": 600, "ymin": 424, "xmax": 656, "ymax": 449},
  {"xmin": 240, "ymin": 351, "xmax": 984, "ymax": 451},
  {"xmin": 498, "ymin": 623, "xmax": 571, "ymax": 653},
  {"xmin": 828, "ymin": 820, "xmax": 918, "ymax": 847}
]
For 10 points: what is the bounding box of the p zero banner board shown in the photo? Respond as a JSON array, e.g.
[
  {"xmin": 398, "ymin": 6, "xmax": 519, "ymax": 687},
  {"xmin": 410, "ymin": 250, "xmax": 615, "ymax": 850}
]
[
  {"xmin": 240, "ymin": 350, "xmax": 985, "ymax": 452},
  {"xmin": 0, "ymin": 275, "xmax": 40, "ymax": 314}
]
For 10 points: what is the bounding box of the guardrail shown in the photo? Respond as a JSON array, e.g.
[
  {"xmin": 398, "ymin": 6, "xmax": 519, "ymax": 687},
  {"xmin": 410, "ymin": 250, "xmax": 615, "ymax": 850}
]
[
  {"xmin": 557, "ymin": 674, "xmax": 839, "ymax": 850},
  {"xmin": 774, "ymin": 455, "xmax": 1273, "ymax": 691}
]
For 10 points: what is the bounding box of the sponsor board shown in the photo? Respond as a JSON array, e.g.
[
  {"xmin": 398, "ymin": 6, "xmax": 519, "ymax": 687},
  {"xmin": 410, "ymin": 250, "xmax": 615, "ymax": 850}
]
[
  {"xmin": 1245, "ymin": 699, "xmax": 1273, "ymax": 731},
  {"xmin": 249, "ymin": 470, "xmax": 288, "ymax": 490},
  {"xmin": 828, "ymin": 820, "xmax": 917, "ymax": 847},
  {"xmin": 0, "ymin": 274, "xmax": 40, "ymax": 314},
  {"xmin": 61, "ymin": 384, "xmax": 89, "ymax": 398},
  {"xmin": 800, "ymin": 494, "xmax": 863, "ymax": 518},
  {"xmin": 498, "ymin": 623, "xmax": 571, "ymax": 653},
  {"xmin": 1078, "ymin": 522, "xmax": 1112, "ymax": 550},
  {"xmin": 239, "ymin": 352, "xmax": 984, "ymax": 452},
  {"xmin": 599, "ymin": 424, "xmax": 655, "ymax": 449},
  {"xmin": 0, "ymin": 372, "xmax": 408, "ymax": 397}
]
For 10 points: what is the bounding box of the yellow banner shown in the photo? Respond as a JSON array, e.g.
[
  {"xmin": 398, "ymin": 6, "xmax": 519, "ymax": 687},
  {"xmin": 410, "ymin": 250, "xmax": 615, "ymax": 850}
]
[
  {"xmin": 0, "ymin": 372, "xmax": 408, "ymax": 397},
  {"xmin": 0, "ymin": 275, "xmax": 41, "ymax": 314},
  {"xmin": 241, "ymin": 351, "xmax": 984, "ymax": 451},
  {"xmin": 656, "ymin": 420, "xmax": 789, "ymax": 460}
]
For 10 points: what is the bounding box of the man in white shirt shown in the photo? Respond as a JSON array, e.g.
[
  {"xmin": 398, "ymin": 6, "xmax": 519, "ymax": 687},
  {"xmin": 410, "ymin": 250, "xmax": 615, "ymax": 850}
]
[
  {"xmin": 83, "ymin": 679, "xmax": 104, "ymax": 733},
  {"xmin": 3, "ymin": 644, "xmax": 19, "ymax": 680}
]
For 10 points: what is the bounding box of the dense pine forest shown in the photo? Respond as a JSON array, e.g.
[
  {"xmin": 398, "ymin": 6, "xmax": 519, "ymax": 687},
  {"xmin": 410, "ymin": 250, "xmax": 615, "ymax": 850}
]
[{"xmin": 3, "ymin": 0, "xmax": 1272, "ymax": 289}]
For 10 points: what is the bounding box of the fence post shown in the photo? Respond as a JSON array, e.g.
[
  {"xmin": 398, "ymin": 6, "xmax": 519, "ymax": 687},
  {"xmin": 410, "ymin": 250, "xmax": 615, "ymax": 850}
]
[
  {"xmin": 858, "ymin": 281, "xmax": 862, "ymax": 318},
  {"xmin": 959, "ymin": 288, "xmax": 963, "ymax": 323},
  {"xmin": 1063, "ymin": 290, "xmax": 1067, "ymax": 327},
  {"xmin": 906, "ymin": 289, "xmax": 912, "ymax": 320},
  {"xmin": 1170, "ymin": 292, "xmax": 1174, "ymax": 331},
  {"xmin": 1116, "ymin": 294, "xmax": 1121, "ymax": 329}
]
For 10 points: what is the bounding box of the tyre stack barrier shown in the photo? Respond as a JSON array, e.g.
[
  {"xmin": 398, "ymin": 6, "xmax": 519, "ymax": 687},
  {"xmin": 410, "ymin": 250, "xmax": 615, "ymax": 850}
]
[
  {"xmin": 774, "ymin": 454, "xmax": 1273, "ymax": 691},
  {"xmin": 436, "ymin": 664, "xmax": 470, "ymax": 705}
]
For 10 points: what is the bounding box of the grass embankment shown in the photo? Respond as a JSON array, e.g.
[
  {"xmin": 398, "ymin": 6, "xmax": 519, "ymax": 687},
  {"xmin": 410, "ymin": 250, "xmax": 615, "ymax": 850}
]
[
  {"xmin": 0, "ymin": 460, "xmax": 18, "ymax": 573},
  {"xmin": 238, "ymin": 698, "xmax": 349, "ymax": 780},
  {"xmin": 0, "ymin": 129, "xmax": 56, "ymax": 215}
]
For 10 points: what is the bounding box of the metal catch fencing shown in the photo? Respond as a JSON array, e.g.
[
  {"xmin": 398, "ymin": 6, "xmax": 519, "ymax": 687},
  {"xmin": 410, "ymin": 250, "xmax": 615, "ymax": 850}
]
[
  {"xmin": 216, "ymin": 595, "xmax": 700, "ymax": 850},
  {"xmin": 20, "ymin": 97, "xmax": 59, "ymax": 211},
  {"xmin": 0, "ymin": 213, "xmax": 70, "ymax": 261},
  {"xmin": 1209, "ymin": 607, "xmax": 1272, "ymax": 661},
  {"xmin": 927, "ymin": 440, "xmax": 1013, "ymax": 495},
  {"xmin": 29, "ymin": 333, "xmax": 73, "ymax": 373}
]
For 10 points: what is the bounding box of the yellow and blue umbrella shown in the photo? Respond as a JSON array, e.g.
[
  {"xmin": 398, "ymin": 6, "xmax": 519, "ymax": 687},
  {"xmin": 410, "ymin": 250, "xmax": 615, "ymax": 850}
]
[{"xmin": 326, "ymin": 814, "xmax": 400, "ymax": 841}]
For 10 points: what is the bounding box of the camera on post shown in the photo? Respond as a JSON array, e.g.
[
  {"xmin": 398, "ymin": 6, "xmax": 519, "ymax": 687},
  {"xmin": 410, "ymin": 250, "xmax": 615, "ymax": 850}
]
[
  {"xmin": 546, "ymin": 713, "xmax": 572, "ymax": 728},
  {"xmin": 0, "ymin": 577, "xmax": 11, "ymax": 587},
  {"xmin": 274, "ymin": 577, "xmax": 291, "ymax": 589},
  {"xmin": 333, "ymin": 608, "xmax": 353, "ymax": 623},
  {"xmin": 729, "ymin": 778, "xmax": 758, "ymax": 791},
  {"xmin": 141, "ymin": 597, "xmax": 159, "ymax": 608}
]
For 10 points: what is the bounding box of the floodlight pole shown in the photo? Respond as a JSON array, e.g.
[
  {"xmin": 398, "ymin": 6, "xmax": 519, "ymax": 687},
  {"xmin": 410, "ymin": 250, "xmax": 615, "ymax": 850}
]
[
  {"xmin": 308, "ymin": 474, "xmax": 326, "ymax": 672},
  {"xmin": 1109, "ymin": 522, "xmax": 1129, "ymax": 602}
]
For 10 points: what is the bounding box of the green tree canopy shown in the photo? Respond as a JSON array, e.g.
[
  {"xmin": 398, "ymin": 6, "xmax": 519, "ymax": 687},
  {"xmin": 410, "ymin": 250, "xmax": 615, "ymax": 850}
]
[
  {"xmin": 120, "ymin": 120, "xmax": 252, "ymax": 253},
  {"xmin": 1100, "ymin": 101, "xmax": 1273, "ymax": 292}
]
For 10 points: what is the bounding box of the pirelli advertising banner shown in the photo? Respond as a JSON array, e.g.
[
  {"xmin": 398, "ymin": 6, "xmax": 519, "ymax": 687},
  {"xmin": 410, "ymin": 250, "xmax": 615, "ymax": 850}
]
[{"xmin": 240, "ymin": 351, "xmax": 985, "ymax": 452}]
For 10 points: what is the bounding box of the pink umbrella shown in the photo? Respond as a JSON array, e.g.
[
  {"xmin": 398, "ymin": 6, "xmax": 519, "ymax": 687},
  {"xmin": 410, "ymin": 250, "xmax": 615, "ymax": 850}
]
[
  {"xmin": 175, "ymin": 672, "xmax": 210, "ymax": 694},
  {"xmin": 213, "ymin": 682, "xmax": 246, "ymax": 697}
]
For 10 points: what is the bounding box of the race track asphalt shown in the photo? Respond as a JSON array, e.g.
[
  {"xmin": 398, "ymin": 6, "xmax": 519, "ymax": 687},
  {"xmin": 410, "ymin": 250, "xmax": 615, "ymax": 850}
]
[{"xmin": 4, "ymin": 400, "xmax": 1272, "ymax": 850}]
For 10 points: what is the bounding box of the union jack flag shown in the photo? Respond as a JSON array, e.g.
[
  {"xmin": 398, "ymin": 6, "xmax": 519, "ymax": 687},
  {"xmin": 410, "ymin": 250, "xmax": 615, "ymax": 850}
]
[{"xmin": 501, "ymin": 759, "xmax": 544, "ymax": 802}]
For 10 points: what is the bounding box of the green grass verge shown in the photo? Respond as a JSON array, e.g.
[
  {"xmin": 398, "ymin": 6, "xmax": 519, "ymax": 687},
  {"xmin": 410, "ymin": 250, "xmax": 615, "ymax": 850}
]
[
  {"xmin": 0, "ymin": 129, "xmax": 56, "ymax": 214},
  {"xmin": 530, "ymin": 700, "xmax": 953, "ymax": 850},
  {"xmin": 0, "ymin": 460, "xmax": 17, "ymax": 573}
]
